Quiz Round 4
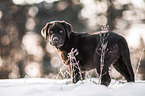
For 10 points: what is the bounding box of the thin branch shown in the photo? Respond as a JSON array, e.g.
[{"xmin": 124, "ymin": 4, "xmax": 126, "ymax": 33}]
[
  {"xmin": 98, "ymin": 25, "xmax": 109, "ymax": 85},
  {"xmin": 68, "ymin": 48, "xmax": 83, "ymax": 82},
  {"xmin": 135, "ymin": 48, "xmax": 145, "ymax": 78}
]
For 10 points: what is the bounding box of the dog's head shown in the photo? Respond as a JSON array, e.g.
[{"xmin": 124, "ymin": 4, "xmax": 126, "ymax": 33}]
[{"xmin": 41, "ymin": 21, "xmax": 72, "ymax": 48}]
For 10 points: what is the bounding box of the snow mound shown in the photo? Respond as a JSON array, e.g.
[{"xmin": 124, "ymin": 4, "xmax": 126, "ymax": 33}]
[{"xmin": 0, "ymin": 78, "xmax": 145, "ymax": 96}]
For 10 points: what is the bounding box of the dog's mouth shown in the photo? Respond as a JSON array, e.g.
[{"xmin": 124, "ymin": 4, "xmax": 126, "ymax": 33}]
[{"xmin": 50, "ymin": 42, "xmax": 64, "ymax": 48}]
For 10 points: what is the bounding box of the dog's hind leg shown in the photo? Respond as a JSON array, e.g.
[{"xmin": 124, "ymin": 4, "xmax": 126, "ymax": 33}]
[
  {"xmin": 113, "ymin": 56, "xmax": 134, "ymax": 82},
  {"xmin": 118, "ymin": 38, "xmax": 135, "ymax": 82}
]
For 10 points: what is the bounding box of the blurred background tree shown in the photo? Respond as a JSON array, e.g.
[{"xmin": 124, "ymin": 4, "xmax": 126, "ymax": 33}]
[{"xmin": 0, "ymin": 0, "xmax": 145, "ymax": 80}]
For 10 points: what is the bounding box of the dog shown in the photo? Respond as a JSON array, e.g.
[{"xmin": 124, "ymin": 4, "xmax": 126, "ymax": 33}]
[{"xmin": 41, "ymin": 21, "xmax": 135, "ymax": 86}]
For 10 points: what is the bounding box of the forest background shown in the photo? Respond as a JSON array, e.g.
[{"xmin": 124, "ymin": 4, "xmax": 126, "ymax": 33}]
[{"xmin": 0, "ymin": 0, "xmax": 145, "ymax": 80}]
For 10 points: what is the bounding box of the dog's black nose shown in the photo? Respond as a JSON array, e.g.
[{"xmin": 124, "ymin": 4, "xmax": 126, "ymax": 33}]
[{"xmin": 52, "ymin": 37, "xmax": 59, "ymax": 45}]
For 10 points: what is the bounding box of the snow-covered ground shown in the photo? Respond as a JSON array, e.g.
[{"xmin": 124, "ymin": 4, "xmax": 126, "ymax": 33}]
[{"xmin": 0, "ymin": 78, "xmax": 145, "ymax": 96}]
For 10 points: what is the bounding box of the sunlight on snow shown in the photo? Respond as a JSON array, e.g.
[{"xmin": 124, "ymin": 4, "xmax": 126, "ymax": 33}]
[
  {"xmin": 11, "ymin": 0, "xmax": 145, "ymax": 79},
  {"xmin": 57, "ymin": 0, "xmax": 69, "ymax": 11},
  {"xmin": 46, "ymin": 44, "xmax": 63, "ymax": 68},
  {"xmin": 12, "ymin": 0, "xmax": 59, "ymax": 5},
  {"xmin": 25, "ymin": 62, "xmax": 41, "ymax": 77},
  {"xmin": 28, "ymin": 6, "xmax": 38, "ymax": 17},
  {"xmin": 126, "ymin": 24, "xmax": 145, "ymax": 49},
  {"xmin": 0, "ymin": 57, "xmax": 3, "ymax": 67},
  {"xmin": 80, "ymin": 0, "xmax": 107, "ymax": 30},
  {"xmin": 0, "ymin": 11, "xmax": 2, "ymax": 19},
  {"xmin": 22, "ymin": 32, "xmax": 44, "ymax": 61},
  {"xmin": 26, "ymin": 18, "xmax": 36, "ymax": 30},
  {"xmin": 22, "ymin": 32, "xmax": 44, "ymax": 77}
]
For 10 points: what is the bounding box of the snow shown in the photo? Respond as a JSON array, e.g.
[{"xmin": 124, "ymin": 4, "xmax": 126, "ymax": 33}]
[{"xmin": 0, "ymin": 78, "xmax": 145, "ymax": 96}]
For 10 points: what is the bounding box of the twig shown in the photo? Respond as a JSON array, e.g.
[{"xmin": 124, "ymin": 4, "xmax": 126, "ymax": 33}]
[
  {"xmin": 68, "ymin": 48, "xmax": 83, "ymax": 82},
  {"xmin": 96, "ymin": 25, "xmax": 109, "ymax": 85},
  {"xmin": 56, "ymin": 65, "xmax": 70, "ymax": 80},
  {"xmin": 135, "ymin": 48, "xmax": 145, "ymax": 78}
]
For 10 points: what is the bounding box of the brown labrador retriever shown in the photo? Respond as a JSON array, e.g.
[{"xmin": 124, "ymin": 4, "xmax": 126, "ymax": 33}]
[{"xmin": 41, "ymin": 21, "xmax": 134, "ymax": 86}]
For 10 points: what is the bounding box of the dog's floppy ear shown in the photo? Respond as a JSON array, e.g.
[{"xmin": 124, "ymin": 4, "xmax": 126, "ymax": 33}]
[
  {"xmin": 41, "ymin": 23, "xmax": 52, "ymax": 39},
  {"xmin": 61, "ymin": 21, "xmax": 72, "ymax": 38}
]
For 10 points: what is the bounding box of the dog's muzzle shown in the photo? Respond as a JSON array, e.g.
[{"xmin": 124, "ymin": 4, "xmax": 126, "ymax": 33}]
[{"xmin": 50, "ymin": 37, "xmax": 63, "ymax": 48}]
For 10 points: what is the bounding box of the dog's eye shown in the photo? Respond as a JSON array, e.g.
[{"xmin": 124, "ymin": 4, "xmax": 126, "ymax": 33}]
[
  {"xmin": 59, "ymin": 30, "xmax": 63, "ymax": 34},
  {"xmin": 49, "ymin": 31, "xmax": 53, "ymax": 34}
]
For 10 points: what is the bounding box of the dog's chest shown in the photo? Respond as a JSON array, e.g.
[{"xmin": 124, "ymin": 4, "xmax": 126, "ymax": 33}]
[
  {"xmin": 59, "ymin": 48, "xmax": 94, "ymax": 69},
  {"xmin": 59, "ymin": 50, "xmax": 69, "ymax": 65}
]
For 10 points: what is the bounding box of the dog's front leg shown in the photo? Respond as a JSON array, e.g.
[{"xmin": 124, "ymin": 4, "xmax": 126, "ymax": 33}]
[
  {"xmin": 100, "ymin": 68, "xmax": 111, "ymax": 86},
  {"xmin": 68, "ymin": 65, "xmax": 81, "ymax": 83}
]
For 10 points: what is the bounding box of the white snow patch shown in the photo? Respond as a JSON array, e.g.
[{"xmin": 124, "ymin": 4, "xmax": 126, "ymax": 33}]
[{"xmin": 0, "ymin": 78, "xmax": 145, "ymax": 96}]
